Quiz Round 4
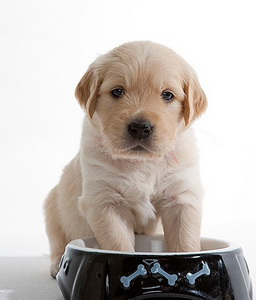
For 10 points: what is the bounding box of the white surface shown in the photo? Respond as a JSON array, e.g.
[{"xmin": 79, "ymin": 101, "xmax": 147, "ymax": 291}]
[
  {"xmin": 0, "ymin": 0, "xmax": 255, "ymax": 297},
  {"xmin": 0, "ymin": 257, "xmax": 62, "ymax": 300}
]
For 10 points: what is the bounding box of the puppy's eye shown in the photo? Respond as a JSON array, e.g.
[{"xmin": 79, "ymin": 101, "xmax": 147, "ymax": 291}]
[
  {"xmin": 162, "ymin": 91, "xmax": 175, "ymax": 102},
  {"xmin": 111, "ymin": 88, "xmax": 124, "ymax": 98}
]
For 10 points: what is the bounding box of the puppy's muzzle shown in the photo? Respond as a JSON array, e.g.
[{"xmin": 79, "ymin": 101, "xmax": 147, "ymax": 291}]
[{"xmin": 128, "ymin": 120, "xmax": 153, "ymax": 140}]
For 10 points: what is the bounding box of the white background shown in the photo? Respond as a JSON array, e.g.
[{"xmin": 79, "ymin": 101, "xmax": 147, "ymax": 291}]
[{"xmin": 1, "ymin": 0, "xmax": 255, "ymax": 287}]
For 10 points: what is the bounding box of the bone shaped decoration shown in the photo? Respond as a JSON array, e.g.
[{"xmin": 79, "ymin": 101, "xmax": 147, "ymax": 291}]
[
  {"xmin": 120, "ymin": 264, "xmax": 147, "ymax": 288},
  {"xmin": 186, "ymin": 262, "xmax": 211, "ymax": 285},
  {"xmin": 151, "ymin": 262, "xmax": 178, "ymax": 286}
]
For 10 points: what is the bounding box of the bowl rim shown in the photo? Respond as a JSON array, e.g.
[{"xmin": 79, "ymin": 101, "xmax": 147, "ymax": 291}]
[{"xmin": 66, "ymin": 235, "xmax": 241, "ymax": 256}]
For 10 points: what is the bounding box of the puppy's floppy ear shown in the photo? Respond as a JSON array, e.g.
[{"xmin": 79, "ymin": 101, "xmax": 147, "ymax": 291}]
[
  {"xmin": 75, "ymin": 65, "xmax": 101, "ymax": 119},
  {"xmin": 183, "ymin": 77, "xmax": 208, "ymax": 126}
]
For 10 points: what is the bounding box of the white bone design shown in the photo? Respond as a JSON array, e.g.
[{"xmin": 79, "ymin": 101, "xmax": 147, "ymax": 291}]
[
  {"xmin": 151, "ymin": 263, "xmax": 178, "ymax": 286},
  {"xmin": 186, "ymin": 262, "xmax": 210, "ymax": 285},
  {"xmin": 120, "ymin": 264, "xmax": 147, "ymax": 288}
]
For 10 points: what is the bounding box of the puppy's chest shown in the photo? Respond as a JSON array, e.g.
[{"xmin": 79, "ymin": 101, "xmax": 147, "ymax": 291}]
[{"xmin": 121, "ymin": 161, "xmax": 169, "ymax": 198}]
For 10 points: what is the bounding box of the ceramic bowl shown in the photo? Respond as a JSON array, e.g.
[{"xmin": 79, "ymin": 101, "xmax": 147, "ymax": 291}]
[{"xmin": 56, "ymin": 234, "xmax": 253, "ymax": 300}]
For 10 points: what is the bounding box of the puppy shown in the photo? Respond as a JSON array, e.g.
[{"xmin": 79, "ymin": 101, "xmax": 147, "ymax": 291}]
[{"xmin": 44, "ymin": 41, "xmax": 207, "ymax": 277}]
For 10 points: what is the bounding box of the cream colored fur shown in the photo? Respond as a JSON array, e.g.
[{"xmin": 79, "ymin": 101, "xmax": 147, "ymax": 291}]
[{"xmin": 44, "ymin": 41, "xmax": 207, "ymax": 277}]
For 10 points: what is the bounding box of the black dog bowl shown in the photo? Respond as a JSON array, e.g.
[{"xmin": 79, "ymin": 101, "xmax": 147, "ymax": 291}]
[{"xmin": 56, "ymin": 234, "xmax": 253, "ymax": 299}]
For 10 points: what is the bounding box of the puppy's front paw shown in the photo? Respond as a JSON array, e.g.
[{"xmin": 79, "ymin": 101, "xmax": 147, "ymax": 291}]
[
  {"xmin": 104, "ymin": 243, "xmax": 135, "ymax": 252},
  {"xmin": 118, "ymin": 244, "xmax": 135, "ymax": 252},
  {"xmin": 167, "ymin": 241, "xmax": 201, "ymax": 253},
  {"xmin": 99, "ymin": 238, "xmax": 135, "ymax": 252}
]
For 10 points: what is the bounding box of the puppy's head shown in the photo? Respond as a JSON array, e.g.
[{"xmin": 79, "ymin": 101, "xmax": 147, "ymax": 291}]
[{"xmin": 75, "ymin": 41, "xmax": 207, "ymax": 160}]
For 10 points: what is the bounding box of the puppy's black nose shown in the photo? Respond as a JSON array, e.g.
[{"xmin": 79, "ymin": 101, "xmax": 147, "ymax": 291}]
[{"xmin": 128, "ymin": 120, "xmax": 153, "ymax": 140}]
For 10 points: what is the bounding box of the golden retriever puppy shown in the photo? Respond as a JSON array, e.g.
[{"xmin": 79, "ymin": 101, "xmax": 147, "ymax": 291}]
[{"xmin": 44, "ymin": 41, "xmax": 207, "ymax": 277}]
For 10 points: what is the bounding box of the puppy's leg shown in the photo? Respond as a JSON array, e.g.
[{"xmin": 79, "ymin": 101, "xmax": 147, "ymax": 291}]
[
  {"xmin": 44, "ymin": 187, "xmax": 68, "ymax": 277},
  {"xmin": 79, "ymin": 189, "xmax": 135, "ymax": 252},
  {"xmin": 135, "ymin": 215, "xmax": 161, "ymax": 235},
  {"xmin": 160, "ymin": 191, "xmax": 202, "ymax": 252}
]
